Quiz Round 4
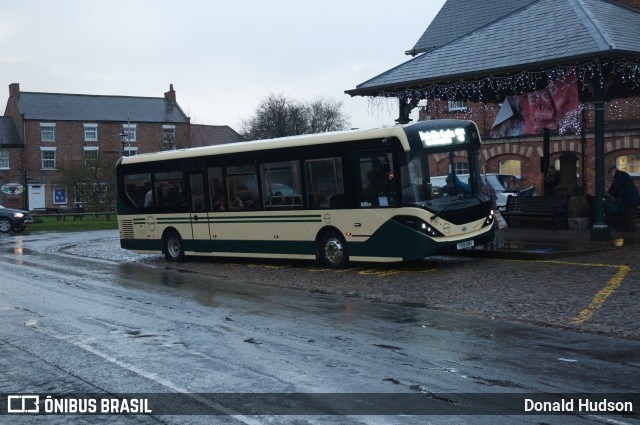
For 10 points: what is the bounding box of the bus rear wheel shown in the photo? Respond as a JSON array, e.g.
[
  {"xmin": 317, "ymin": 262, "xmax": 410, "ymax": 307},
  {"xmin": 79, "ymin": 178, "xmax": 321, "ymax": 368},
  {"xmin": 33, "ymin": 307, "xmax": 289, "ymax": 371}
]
[
  {"xmin": 319, "ymin": 231, "xmax": 348, "ymax": 268},
  {"xmin": 163, "ymin": 230, "xmax": 185, "ymax": 262}
]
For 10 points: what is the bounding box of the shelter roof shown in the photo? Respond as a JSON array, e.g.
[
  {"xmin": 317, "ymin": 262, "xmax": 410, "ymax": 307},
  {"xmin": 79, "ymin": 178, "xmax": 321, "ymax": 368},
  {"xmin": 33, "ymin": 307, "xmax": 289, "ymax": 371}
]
[
  {"xmin": 409, "ymin": 0, "xmax": 537, "ymax": 54},
  {"xmin": 15, "ymin": 92, "xmax": 190, "ymax": 123},
  {"xmin": 348, "ymin": 0, "xmax": 640, "ymax": 98}
]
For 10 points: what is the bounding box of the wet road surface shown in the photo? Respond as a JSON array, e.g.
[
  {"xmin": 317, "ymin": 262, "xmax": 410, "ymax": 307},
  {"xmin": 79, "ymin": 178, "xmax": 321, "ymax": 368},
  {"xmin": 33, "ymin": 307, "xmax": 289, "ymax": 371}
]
[{"xmin": 0, "ymin": 231, "xmax": 638, "ymax": 424}]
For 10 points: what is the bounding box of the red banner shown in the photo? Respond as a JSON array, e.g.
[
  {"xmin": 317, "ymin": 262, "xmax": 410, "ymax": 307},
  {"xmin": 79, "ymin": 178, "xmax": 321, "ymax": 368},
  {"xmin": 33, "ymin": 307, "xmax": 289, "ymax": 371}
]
[{"xmin": 519, "ymin": 70, "xmax": 578, "ymax": 135}]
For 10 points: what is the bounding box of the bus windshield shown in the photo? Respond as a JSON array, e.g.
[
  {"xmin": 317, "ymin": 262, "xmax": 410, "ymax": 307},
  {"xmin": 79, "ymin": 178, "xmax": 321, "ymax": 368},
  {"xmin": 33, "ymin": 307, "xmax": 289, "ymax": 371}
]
[{"xmin": 401, "ymin": 147, "xmax": 478, "ymax": 205}]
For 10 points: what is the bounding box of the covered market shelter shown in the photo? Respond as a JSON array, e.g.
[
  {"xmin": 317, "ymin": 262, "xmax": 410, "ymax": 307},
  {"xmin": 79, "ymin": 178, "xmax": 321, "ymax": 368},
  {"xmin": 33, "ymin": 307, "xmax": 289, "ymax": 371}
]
[{"xmin": 346, "ymin": 0, "xmax": 640, "ymax": 240}]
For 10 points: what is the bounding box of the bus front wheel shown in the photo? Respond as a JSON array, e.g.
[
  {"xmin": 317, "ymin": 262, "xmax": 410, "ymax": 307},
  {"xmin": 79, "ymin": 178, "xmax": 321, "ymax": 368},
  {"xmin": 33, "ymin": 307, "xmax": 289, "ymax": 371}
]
[
  {"xmin": 319, "ymin": 231, "xmax": 348, "ymax": 268},
  {"xmin": 163, "ymin": 230, "xmax": 185, "ymax": 262}
]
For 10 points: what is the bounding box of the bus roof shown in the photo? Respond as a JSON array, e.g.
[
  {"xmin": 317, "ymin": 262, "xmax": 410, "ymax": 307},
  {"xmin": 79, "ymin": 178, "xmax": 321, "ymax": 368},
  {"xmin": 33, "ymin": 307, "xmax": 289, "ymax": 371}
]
[
  {"xmin": 118, "ymin": 119, "xmax": 478, "ymax": 166},
  {"xmin": 119, "ymin": 125, "xmax": 412, "ymax": 165}
]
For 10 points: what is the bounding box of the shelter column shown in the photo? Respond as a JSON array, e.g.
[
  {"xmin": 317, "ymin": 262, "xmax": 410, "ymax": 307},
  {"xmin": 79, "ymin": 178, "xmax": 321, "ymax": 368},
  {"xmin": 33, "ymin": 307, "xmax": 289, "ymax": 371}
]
[{"xmin": 589, "ymin": 82, "xmax": 611, "ymax": 241}]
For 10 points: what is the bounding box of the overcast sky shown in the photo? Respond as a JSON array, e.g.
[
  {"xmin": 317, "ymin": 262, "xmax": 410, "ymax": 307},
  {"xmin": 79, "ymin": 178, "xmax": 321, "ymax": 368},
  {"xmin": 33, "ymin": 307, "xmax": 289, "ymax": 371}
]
[{"xmin": 0, "ymin": 0, "xmax": 446, "ymax": 132}]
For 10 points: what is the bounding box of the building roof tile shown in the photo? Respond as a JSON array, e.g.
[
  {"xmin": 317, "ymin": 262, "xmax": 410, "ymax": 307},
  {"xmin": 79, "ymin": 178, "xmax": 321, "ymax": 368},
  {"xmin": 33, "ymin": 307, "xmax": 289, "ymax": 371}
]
[{"xmin": 16, "ymin": 92, "xmax": 189, "ymax": 123}]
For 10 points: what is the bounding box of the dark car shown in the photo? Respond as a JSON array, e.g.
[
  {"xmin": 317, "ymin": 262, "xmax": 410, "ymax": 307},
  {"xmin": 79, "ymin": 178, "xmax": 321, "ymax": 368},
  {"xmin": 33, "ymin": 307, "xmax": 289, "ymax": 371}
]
[{"xmin": 0, "ymin": 204, "xmax": 34, "ymax": 233}]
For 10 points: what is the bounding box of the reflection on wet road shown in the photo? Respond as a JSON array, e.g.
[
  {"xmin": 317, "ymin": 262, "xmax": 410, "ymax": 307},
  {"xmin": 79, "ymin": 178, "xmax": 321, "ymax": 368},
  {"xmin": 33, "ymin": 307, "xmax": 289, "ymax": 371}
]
[{"xmin": 0, "ymin": 231, "xmax": 639, "ymax": 423}]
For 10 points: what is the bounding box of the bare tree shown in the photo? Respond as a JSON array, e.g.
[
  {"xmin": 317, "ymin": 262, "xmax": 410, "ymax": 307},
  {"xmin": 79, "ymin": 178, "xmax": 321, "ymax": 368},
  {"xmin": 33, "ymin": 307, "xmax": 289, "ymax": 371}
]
[
  {"xmin": 241, "ymin": 93, "xmax": 350, "ymax": 140},
  {"xmin": 56, "ymin": 152, "xmax": 118, "ymax": 211},
  {"xmin": 307, "ymin": 97, "xmax": 350, "ymax": 134}
]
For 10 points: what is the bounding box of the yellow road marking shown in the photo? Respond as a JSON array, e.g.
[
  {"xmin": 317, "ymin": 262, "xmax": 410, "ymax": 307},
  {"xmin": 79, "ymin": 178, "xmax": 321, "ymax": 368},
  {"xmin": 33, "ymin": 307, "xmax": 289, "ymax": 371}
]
[
  {"xmin": 511, "ymin": 259, "xmax": 631, "ymax": 325},
  {"xmin": 570, "ymin": 265, "xmax": 630, "ymax": 324}
]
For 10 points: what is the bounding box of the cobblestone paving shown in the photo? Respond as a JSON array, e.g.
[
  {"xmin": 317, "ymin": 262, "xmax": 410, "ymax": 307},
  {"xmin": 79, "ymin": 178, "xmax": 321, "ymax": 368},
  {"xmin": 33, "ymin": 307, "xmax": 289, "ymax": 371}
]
[{"xmin": 61, "ymin": 238, "xmax": 640, "ymax": 341}]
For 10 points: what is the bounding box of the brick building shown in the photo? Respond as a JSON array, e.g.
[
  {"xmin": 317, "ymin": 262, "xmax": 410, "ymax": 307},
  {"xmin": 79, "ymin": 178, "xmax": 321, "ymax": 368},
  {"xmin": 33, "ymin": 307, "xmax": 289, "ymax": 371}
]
[{"xmin": 1, "ymin": 83, "xmax": 191, "ymax": 210}]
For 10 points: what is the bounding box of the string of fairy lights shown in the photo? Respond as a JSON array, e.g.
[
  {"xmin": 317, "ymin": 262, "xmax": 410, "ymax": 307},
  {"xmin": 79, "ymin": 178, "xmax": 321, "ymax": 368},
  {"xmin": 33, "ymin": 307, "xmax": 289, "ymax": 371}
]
[
  {"xmin": 366, "ymin": 57, "xmax": 640, "ymax": 135},
  {"xmin": 369, "ymin": 57, "xmax": 640, "ymax": 104}
]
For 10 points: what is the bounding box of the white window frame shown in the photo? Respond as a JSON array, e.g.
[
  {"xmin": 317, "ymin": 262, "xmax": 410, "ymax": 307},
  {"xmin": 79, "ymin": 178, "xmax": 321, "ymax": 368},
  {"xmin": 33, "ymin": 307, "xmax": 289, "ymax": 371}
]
[
  {"xmin": 84, "ymin": 123, "xmax": 98, "ymax": 142},
  {"xmin": 0, "ymin": 149, "xmax": 9, "ymax": 169},
  {"xmin": 123, "ymin": 124, "xmax": 137, "ymax": 143},
  {"xmin": 83, "ymin": 146, "xmax": 99, "ymax": 167},
  {"xmin": 162, "ymin": 125, "xmax": 176, "ymax": 144},
  {"xmin": 40, "ymin": 147, "xmax": 57, "ymax": 169},
  {"xmin": 40, "ymin": 122, "xmax": 56, "ymax": 142},
  {"xmin": 124, "ymin": 146, "xmax": 138, "ymax": 157}
]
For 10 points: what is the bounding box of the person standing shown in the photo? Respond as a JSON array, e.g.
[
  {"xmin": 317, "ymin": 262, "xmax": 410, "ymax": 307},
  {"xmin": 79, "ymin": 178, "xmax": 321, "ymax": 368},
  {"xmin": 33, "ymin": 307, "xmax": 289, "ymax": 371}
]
[
  {"xmin": 544, "ymin": 166, "xmax": 559, "ymax": 196},
  {"xmin": 608, "ymin": 166, "xmax": 640, "ymax": 232}
]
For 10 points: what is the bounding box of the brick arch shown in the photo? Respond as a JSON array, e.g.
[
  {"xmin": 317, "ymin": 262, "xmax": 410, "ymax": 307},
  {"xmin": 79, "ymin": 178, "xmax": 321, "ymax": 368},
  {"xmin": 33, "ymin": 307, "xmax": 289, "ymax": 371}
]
[
  {"xmin": 605, "ymin": 135, "xmax": 640, "ymax": 154},
  {"xmin": 542, "ymin": 140, "xmax": 584, "ymax": 158},
  {"xmin": 482, "ymin": 144, "xmax": 534, "ymax": 161}
]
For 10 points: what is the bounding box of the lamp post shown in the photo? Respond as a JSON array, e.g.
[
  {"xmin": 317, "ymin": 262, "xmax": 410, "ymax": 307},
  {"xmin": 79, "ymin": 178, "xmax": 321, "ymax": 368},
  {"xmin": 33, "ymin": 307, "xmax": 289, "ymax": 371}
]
[{"xmin": 120, "ymin": 131, "xmax": 129, "ymax": 156}]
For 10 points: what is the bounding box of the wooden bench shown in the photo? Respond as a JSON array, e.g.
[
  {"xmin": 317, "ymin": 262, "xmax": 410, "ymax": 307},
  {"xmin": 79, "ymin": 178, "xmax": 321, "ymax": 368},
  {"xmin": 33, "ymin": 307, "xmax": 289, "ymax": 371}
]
[{"xmin": 502, "ymin": 195, "xmax": 569, "ymax": 231}]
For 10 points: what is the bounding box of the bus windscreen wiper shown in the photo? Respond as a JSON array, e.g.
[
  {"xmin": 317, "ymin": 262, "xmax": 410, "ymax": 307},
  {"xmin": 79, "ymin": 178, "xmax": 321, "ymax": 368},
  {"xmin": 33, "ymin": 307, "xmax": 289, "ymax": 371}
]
[{"xmin": 431, "ymin": 203, "xmax": 451, "ymax": 220}]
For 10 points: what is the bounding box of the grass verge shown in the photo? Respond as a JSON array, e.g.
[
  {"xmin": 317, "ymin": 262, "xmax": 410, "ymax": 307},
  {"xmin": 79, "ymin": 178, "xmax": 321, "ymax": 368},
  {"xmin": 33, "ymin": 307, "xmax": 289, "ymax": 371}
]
[{"xmin": 27, "ymin": 215, "xmax": 119, "ymax": 232}]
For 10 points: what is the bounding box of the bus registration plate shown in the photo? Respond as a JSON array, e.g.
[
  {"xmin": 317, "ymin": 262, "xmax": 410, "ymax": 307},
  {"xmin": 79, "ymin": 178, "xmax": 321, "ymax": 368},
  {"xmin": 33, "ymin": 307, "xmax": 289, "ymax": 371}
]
[{"xmin": 457, "ymin": 240, "xmax": 474, "ymax": 250}]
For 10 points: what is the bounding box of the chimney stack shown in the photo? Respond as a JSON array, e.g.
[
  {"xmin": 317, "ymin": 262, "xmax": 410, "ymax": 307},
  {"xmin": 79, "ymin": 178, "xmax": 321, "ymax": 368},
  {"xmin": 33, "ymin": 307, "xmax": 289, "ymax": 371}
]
[
  {"xmin": 164, "ymin": 84, "xmax": 176, "ymax": 102},
  {"xmin": 9, "ymin": 83, "xmax": 20, "ymax": 98}
]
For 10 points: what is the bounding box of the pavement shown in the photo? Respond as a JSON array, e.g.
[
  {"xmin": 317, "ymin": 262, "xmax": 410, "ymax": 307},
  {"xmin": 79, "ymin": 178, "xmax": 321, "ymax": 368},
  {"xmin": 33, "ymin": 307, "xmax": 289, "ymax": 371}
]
[{"xmin": 464, "ymin": 224, "xmax": 640, "ymax": 259}]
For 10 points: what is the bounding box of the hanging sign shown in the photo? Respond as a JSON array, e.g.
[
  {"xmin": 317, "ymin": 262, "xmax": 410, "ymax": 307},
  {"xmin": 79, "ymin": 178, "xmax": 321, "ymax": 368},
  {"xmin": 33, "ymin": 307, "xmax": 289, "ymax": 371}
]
[{"xmin": 1, "ymin": 183, "xmax": 24, "ymax": 195}]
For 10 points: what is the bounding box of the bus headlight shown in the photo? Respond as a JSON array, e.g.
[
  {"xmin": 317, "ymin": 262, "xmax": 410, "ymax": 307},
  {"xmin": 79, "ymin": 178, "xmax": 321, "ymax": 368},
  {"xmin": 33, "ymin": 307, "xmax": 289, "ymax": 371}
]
[
  {"xmin": 393, "ymin": 215, "xmax": 444, "ymax": 237},
  {"xmin": 482, "ymin": 211, "xmax": 495, "ymax": 227}
]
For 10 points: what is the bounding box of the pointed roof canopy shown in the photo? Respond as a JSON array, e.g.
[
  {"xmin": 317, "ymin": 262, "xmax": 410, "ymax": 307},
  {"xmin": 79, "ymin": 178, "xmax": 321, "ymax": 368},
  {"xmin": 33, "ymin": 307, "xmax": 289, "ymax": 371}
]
[
  {"xmin": 408, "ymin": 0, "xmax": 537, "ymax": 55},
  {"xmin": 347, "ymin": 0, "xmax": 640, "ymax": 102}
]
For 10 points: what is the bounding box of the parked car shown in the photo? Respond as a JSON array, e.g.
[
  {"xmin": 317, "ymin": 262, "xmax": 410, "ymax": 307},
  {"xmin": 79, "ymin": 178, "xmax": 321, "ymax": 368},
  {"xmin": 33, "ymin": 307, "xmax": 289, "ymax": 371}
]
[
  {"xmin": 430, "ymin": 174, "xmax": 535, "ymax": 211},
  {"xmin": 0, "ymin": 205, "xmax": 34, "ymax": 233}
]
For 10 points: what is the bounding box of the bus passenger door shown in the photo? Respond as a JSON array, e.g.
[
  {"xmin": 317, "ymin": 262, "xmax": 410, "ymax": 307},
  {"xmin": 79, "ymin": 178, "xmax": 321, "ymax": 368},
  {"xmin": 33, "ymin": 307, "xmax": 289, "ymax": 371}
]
[{"xmin": 188, "ymin": 172, "xmax": 212, "ymax": 252}]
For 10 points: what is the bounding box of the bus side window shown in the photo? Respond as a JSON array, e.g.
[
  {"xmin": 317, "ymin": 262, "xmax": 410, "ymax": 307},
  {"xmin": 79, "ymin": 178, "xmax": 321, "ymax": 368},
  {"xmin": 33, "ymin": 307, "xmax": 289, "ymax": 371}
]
[
  {"xmin": 208, "ymin": 167, "xmax": 226, "ymax": 212},
  {"xmin": 226, "ymin": 165, "xmax": 259, "ymax": 211},
  {"xmin": 304, "ymin": 157, "xmax": 344, "ymax": 209},
  {"xmin": 123, "ymin": 174, "xmax": 152, "ymax": 211},
  {"xmin": 261, "ymin": 161, "xmax": 302, "ymax": 210},
  {"xmin": 358, "ymin": 153, "xmax": 397, "ymax": 207}
]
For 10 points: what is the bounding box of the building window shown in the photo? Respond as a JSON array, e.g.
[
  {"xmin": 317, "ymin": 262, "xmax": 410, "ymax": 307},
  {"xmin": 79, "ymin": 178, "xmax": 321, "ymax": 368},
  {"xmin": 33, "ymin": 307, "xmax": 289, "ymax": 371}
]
[
  {"xmin": 454, "ymin": 162, "xmax": 469, "ymax": 175},
  {"xmin": 41, "ymin": 147, "xmax": 57, "ymax": 169},
  {"xmin": 84, "ymin": 124, "xmax": 98, "ymax": 142},
  {"xmin": 499, "ymin": 159, "xmax": 521, "ymax": 178},
  {"xmin": 84, "ymin": 147, "xmax": 99, "ymax": 167},
  {"xmin": 123, "ymin": 147, "xmax": 138, "ymax": 157},
  {"xmin": 447, "ymin": 100, "xmax": 468, "ymax": 112},
  {"xmin": 122, "ymin": 124, "xmax": 137, "ymax": 142},
  {"xmin": 163, "ymin": 125, "xmax": 176, "ymax": 146},
  {"xmin": 40, "ymin": 123, "xmax": 56, "ymax": 142},
  {"xmin": 0, "ymin": 149, "xmax": 9, "ymax": 169},
  {"xmin": 617, "ymin": 155, "xmax": 639, "ymax": 176}
]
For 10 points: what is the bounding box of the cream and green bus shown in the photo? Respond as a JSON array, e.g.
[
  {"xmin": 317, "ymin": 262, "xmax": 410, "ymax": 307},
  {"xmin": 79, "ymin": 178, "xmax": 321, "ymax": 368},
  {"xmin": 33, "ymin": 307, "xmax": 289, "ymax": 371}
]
[{"xmin": 116, "ymin": 119, "xmax": 494, "ymax": 267}]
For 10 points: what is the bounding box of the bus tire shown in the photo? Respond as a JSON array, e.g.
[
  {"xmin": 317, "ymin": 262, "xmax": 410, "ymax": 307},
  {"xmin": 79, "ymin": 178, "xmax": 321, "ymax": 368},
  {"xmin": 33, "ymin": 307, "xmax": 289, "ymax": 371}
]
[
  {"xmin": 318, "ymin": 231, "xmax": 348, "ymax": 268},
  {"xmin": 163, "ymin": 230, "xmax": 185, "ymax": 262}
]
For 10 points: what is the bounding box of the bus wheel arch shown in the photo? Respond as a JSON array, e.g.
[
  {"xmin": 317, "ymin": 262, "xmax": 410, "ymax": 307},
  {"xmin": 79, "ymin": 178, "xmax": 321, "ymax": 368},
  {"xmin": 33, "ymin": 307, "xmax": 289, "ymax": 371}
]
[
  {"xmin": 316, "ymin": 227, "xmax": 349, "ymax": 268},
  {"xmin": 162, "ymin": 228, "xmax": 185, "ymax": 262}
]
